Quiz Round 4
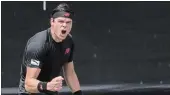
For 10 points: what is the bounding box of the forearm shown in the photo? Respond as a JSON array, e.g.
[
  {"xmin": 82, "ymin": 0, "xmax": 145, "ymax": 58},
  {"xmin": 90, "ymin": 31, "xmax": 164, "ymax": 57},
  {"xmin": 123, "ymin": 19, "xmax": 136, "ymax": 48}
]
[
  {"xmin": 25, "ymin": 78, "xmax": 40, "ymax": 93},
  {"xmin": 64, "ymin": 71, "xmax": 81, "ymax": 93}
]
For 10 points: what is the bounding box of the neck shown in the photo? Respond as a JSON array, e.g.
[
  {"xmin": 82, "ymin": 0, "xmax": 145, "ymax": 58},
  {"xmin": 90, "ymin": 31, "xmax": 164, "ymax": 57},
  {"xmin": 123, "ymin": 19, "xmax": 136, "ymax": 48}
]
[{"xmin": 50, "ymin": 27, "xmax": 62, "ymax": 43}]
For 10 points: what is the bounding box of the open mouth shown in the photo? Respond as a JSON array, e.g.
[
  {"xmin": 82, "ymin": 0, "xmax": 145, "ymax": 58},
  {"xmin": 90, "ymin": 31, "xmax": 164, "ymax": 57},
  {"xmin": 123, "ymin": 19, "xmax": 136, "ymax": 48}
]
[{"xmin": 61, "ymin": 30, "xmax": 66, "ymax": 34}]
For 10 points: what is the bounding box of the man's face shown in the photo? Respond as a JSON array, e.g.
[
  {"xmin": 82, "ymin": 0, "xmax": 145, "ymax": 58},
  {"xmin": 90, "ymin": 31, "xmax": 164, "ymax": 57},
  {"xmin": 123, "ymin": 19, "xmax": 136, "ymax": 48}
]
[{"xmin": 51, "ymin": 17, "xmax": 72, "ymax": 40}]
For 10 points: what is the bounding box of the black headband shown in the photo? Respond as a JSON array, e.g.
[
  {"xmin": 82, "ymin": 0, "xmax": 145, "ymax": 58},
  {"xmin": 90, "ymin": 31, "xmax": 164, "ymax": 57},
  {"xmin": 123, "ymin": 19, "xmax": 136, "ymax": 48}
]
[{"xmin": 52, "ymin": 11, "xmax": 73, "ymax": 19}]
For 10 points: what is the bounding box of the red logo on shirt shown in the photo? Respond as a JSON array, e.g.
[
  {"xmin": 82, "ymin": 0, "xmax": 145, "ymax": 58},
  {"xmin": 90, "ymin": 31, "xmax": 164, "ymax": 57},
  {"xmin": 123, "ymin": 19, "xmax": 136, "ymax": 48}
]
[{"xmin": 65, "ymin": 48, "xmax": 70, "ymax": 54}]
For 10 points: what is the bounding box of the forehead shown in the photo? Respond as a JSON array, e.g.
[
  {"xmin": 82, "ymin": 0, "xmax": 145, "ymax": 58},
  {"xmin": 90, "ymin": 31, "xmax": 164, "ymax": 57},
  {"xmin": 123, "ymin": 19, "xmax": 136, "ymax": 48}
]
[{"xmin": 55, "ymin": 17, "xmax": 72, "ymax": 22}]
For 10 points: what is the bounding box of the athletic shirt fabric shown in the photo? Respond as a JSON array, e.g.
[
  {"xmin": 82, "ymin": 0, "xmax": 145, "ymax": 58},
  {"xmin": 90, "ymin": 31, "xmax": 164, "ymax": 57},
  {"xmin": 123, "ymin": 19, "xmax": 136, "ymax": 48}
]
[{"xmin": 18, "ymin": 28, "xmax": 74, "ymax": 95}]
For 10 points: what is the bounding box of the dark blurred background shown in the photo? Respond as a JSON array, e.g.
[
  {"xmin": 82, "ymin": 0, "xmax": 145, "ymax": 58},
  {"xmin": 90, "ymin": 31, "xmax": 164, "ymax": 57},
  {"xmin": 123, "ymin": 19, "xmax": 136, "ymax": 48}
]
[{"xmin": 1, "ymin": 1, "xmax": 170, "ymax": 89}]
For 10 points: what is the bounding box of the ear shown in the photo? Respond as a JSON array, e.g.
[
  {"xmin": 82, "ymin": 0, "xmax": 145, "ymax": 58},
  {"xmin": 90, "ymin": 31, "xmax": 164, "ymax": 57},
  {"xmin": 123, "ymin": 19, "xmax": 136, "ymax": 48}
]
[{"xmin": 50, "ymin": 18, "xmax": 55, "ymax": 25}]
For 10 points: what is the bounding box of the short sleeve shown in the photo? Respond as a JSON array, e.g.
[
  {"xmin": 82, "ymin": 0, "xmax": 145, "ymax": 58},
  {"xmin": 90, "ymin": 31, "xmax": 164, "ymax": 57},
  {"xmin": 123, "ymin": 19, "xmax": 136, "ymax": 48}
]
[
  {"xmin": 68, "ymin": 42, "xmax": 74, "ymax": 62},
  {"xmin": 24, "ymin": 42, "xmax": 46, "ymax": 68}
]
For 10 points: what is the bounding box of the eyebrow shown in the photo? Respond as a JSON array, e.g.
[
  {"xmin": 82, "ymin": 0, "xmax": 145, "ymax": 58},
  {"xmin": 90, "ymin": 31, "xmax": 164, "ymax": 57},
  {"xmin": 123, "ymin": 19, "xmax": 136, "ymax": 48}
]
[
  {"xmin": 66, "ymin": 21, "xmax": 72, "ymax": 23},
  {"xmin": 58, "ymin": 19, "xmax": 64, "ymax": 21},
  {"xmin": 57, "ymin": 19, "xmax": 72, "ymax": 22}
]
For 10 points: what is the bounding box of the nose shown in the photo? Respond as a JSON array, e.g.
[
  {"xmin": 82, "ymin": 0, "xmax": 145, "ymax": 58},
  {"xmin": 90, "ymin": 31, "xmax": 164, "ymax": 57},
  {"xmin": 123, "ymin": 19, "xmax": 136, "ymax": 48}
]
[{"xmin": 62, "ymin": 22, "xmax": 67, "ymax": 28}]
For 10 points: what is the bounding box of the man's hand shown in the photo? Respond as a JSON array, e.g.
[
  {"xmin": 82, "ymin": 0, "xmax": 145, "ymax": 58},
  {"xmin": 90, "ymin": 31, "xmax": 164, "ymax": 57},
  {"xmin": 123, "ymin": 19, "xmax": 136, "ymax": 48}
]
[{"xmin": 47, "ymin": 76, "xmax": 64, "ymax": 92}]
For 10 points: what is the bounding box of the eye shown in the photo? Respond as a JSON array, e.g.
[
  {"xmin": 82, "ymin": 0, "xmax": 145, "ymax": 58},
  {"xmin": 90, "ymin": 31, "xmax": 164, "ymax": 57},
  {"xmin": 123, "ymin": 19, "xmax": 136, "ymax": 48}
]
[
  {"xmin": 66, "ymin": 21, "xmax": 72, "ymax": 24},
  {"xmin": 58, "ymin": 20, "xmax": 64, "ymax": 23}
]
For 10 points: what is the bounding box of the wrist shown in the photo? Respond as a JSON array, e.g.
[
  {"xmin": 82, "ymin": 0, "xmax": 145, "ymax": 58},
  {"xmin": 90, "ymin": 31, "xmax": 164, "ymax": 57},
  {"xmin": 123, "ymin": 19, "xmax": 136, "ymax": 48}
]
[
  {"xmin": 46, "ymin": 82, "xmax": 50, "ymax": 91},
  {"xmin": 37, "ymin": 81, "xmax": 48, "ymax": 92},
  {"xmin": 73, "ymin": 90, "xmax": 83, "ymax": 95}
]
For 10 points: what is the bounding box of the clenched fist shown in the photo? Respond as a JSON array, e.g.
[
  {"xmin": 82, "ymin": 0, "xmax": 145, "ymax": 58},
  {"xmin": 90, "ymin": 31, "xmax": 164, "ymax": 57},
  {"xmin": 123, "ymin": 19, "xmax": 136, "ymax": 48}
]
[{"xmin": 46, "ymin": 76, "xmax": 64, "ymax": 92}]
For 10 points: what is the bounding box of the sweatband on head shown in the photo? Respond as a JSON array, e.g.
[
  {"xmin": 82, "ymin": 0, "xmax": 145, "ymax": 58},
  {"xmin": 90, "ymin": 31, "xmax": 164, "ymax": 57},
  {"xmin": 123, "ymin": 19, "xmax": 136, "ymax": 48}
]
[{"xmin": 52, "ymin": 11, "xmax": 73, "ymax": 19}]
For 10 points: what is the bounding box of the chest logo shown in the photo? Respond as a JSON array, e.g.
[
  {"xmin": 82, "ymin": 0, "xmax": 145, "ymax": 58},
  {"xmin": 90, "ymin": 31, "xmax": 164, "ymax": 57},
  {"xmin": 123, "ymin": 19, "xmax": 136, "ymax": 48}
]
[{"xmin": 65, "ymin": 48, "xmax": 70, "ymax": 54}]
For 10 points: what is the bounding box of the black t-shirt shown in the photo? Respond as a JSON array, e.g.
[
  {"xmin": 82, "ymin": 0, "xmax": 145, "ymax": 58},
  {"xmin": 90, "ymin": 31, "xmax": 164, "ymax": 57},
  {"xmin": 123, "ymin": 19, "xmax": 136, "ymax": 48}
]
[{"xmin": 18, "ymin": 28, "xmax": 74, "ymax": 94}]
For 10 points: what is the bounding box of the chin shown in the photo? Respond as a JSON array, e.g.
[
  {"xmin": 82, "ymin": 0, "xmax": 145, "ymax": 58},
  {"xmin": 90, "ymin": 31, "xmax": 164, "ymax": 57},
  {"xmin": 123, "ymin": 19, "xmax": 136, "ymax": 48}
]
[
  {"xmin": 62, "ymin": 37, "xmax": 66, "ymax": 40},
  {"xmin": 59, "ymin": 37, "xmax": 66, "ymax": 40}
]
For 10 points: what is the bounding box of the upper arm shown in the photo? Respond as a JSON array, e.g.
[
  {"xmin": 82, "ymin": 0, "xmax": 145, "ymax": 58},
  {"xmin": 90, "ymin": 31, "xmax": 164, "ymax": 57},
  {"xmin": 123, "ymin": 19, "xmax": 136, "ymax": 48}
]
[
  {"xmin": 26, "ymin": 67, "xmax": 41, "ymax": 80},
  {"xmin": 64, "ymin": 39, "xmax": 75, "ymax": 73},
  {"xmin": 68, "ymin": 42, "xmax": 75, "ymax": 63},
  {"xmin": 25, "ymin": 42, "xmax": 46, "ymax": 69},
  {"xmin": 24, "ymin": 42, "xmax": 46, "ymax": 80},
  {"xmin": 63, "ymin": 61, "xmax": 74, "ymax": 75}
]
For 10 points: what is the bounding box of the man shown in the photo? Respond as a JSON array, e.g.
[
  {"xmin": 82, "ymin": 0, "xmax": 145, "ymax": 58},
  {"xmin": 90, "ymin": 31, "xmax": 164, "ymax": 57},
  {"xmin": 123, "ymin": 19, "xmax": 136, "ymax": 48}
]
[{"xmin": 18, "ymin": 3, "xmax": 83, "ymax": 95}]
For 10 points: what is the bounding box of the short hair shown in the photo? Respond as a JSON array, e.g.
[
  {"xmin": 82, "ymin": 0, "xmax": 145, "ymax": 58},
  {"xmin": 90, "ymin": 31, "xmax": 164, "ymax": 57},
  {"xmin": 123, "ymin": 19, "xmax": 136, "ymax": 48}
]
[{"xmin": 50, "ymin": 3, "xmax": 74, "ymax": 18}]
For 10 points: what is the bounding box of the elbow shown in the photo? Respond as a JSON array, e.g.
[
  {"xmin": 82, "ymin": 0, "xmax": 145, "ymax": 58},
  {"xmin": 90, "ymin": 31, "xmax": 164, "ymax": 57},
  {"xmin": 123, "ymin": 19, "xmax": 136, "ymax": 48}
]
[
  {"xmin": 25, "ymin": 84, "xmax": 30, "ymax": 92},
  {"xmin": 24, "ymin": 79, "xmax": 31, "ymax": 93}
]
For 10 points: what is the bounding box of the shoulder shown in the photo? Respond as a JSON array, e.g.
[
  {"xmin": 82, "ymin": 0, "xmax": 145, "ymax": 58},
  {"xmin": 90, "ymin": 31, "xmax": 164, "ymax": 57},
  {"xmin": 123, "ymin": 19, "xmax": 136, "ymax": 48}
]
[
  {"xmin": 68, "ymin": 33, "xmax": 72, "ymax": 38},
  {"xmin": 67, "ymin": 34, "xmax": 75, "ymax": 49},
  {"xmin": 25, "ymin": 29, "xmax": 48, "ymax": 52},
  {"xmin": 67, "ymin": 33, "xmax": 74, "ymax": 44}
]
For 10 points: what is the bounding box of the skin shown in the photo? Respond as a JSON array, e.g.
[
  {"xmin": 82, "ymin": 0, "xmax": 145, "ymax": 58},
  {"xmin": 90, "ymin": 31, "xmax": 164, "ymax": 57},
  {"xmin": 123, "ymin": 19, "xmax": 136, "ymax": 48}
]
[{"xmin": 50, "ymin": 17, "xmax": 73, "ymax": 42}]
